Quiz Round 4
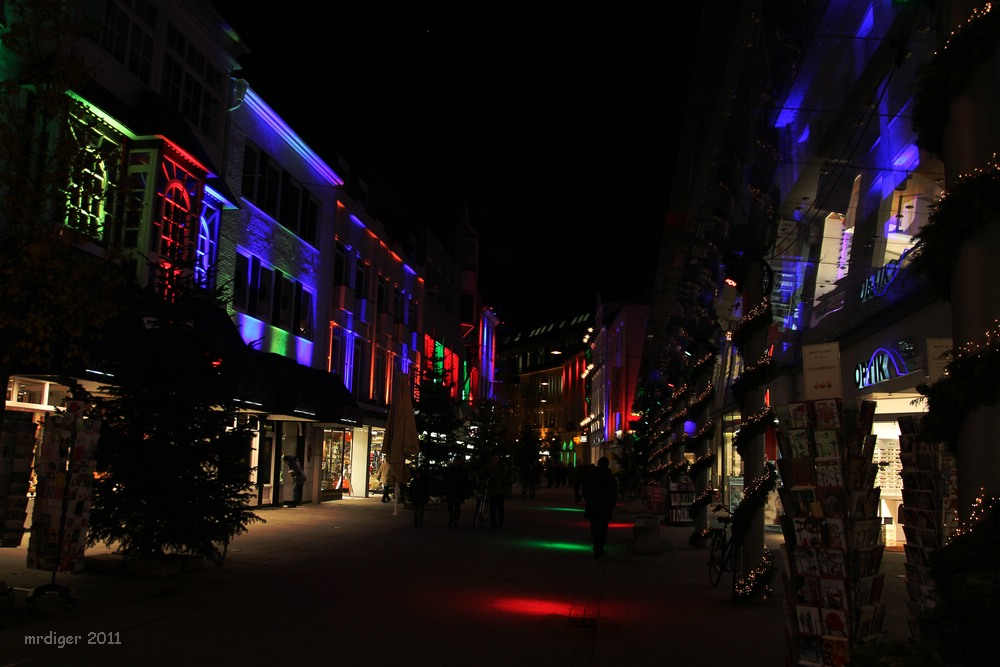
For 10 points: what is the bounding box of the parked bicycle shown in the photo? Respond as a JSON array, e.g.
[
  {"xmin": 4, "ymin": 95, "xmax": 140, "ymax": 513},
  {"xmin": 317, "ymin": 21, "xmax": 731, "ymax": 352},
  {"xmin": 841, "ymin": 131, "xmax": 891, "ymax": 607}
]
[{"xmin": 707, "ymin": 503, "xmax": 742, "ymax": 593}]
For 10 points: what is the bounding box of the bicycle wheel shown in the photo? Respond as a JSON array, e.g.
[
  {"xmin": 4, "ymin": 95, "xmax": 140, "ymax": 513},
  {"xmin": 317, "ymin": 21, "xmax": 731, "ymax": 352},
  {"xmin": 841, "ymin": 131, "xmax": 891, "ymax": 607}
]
[
  {"xmin": 729, "ymin": 543, "xmax": 743, "ymax": 598},
  {"xmin": 472, "ymin": 496, "xmax": 487, "ymax": 532},
  {"xmin": 209, "ymin": 538, "xmax": 229, "ymax": 565},
  {"xmin": 707, "ymin": 530, "xmax": 726, "ymax": 586}
]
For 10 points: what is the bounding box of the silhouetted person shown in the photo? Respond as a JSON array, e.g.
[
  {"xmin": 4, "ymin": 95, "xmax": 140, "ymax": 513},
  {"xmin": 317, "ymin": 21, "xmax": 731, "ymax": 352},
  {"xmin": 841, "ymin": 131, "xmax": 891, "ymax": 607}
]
[
  {"xmin": 521, "ymin": 461, "xmax": 539, "ymax": 499},
  {"xmin": 483, "ymin": 454, "xmax": 509, "ymax": 529},
  {"xmin": 571, "ymin": 462, "xmax": 588, "ymax": 503},
  {"xmin": 583, "ymin": 457, "xmax": 617, "ymax": 559},
  {"xmin": 409, "ymin": 467, "xmax": 430, "ymax": 528},
  {"xmin": 444, "ymin": 457, "xmax": 471, "ymax": 527},
  {"xmin": 283, "ymin": 454, "xmax": 307, "ymax": 507}
]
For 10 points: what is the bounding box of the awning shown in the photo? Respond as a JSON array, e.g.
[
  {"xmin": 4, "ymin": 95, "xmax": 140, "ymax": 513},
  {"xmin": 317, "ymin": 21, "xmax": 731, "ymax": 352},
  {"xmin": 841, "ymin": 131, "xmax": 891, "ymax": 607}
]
[{"xmin": 235, "ymin": 350, "xmax": 363, "ymax": 426}]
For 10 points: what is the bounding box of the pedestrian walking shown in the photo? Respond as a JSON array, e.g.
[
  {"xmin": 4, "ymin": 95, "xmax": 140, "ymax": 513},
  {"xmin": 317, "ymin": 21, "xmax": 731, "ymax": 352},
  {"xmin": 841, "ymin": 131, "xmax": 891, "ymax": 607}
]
[
  {"xmin": 582, "ymin": 456, "xmax": 617, "ymax": 559},
  {"xmin": 521, "ymin": 461, "xmax": 539, "ymax": 499},
  {"xmin": 444, "ymin": 457, "xmax": 471, "ymax": 527},
  {"xmin": 571, "ymin": 462, "xmax": 588, "ymax": 503},
  {"xmin": 482, "ymin": 454, "xmax": 509, "ymax": 529},
  {"xmin": 283, "ymin": 454, "xmax": 307, "ymax": 507},
  {"xmin": 409, "ymin": 467, "xmax": 430, "ymax": 528}
]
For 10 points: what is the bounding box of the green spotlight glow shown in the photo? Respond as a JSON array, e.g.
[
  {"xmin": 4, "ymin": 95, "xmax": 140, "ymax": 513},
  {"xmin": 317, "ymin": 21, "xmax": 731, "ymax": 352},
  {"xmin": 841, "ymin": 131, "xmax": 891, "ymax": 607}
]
[
  {"xmin": 518, "ymin": 538, "xmax": 589, "ymax": 552},
  {"xmin": 542, "ymin": 506, "xmax": 585, "ymax": 513}
]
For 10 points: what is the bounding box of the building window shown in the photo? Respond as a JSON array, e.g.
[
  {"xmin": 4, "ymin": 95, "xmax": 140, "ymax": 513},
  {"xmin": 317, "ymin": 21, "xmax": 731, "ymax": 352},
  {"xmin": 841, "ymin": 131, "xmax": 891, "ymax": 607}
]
[
  {"xmin": 256, "ymin": 265, "xmax": 273, "ymax": 321},
  {"xmin": 151, "ymin": 154, "xmax": 202, "ymax": 298},
  {"xmin": 276, "ymin": 273, "xmax": 295, "ymax": 330},
  {"xmin": 355, "ymin": 261, "xmax": 369, "ymax": 298},
  {"xmin": 233, "ymin": 254, "xmax": 250, "ymax": 311},
  {"xmin": 240, "ymin": 143, "xmax": 318, "ymax": 245},
  {"xmin": 330, "ymin": 327, "xmax": 344, "ymax": 376},
  {"xmin": 321, "ymin": 427, "xmax": 351, "ymax": 491},
  {"xmin": 377, "ymin": 274, "xmax": 390, "ymax": 313},
  {"xmin": 161, "ymin": 23, "xmax": 223, "ymax": 139},
  {"xmin": 232, "ymin": 252, "xmax": 313, "ymax": 341},
  {"xmin": 393, "ymin": 288, "xmax": 403, "ymax": 322},
  {"xmin": 99, "ymin": 0, "xmax": 156, "ymax": 84},
  {"xmin": 196, "ymin": 199, "xmax": 219, "ymax": 288},
  {"xmin": 351, "ymin": 336, "xmax": 365, "ymax": 397},
  {"xmin": 294, "ymin": 284, "xmax": 314, "ymax": 339},
  {"xmin": 64, "ymin": 146, "xmax": 110, "ymax": 241},
  {"xmin": 374, "ymin": 347, "xmax": 388, "ymax": 404},
  {"xmin": 333, "ymin": 241, "xmax": 348, "ymax": 286}
]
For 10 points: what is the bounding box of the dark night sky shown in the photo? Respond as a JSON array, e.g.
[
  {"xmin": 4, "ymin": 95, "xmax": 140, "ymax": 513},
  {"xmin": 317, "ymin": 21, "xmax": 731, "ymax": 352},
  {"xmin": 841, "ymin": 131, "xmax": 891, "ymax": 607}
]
[{"xmin": 211, "ymin": 2, "xmax": 706, "ymax": 328}]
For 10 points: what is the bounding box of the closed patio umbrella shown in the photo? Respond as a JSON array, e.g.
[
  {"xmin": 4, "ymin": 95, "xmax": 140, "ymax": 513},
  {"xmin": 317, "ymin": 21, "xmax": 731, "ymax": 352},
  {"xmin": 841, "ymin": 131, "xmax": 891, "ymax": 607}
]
[{"xmin": 381, "ymin": 373, "xmax": 420, "ymax": 515}]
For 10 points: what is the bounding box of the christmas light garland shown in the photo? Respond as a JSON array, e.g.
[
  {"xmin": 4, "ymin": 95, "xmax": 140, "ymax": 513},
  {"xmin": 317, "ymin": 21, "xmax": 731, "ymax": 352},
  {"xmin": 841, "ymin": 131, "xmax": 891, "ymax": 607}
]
[
  {"xmin": 688, "ymin": 451, "xmax": 716, "ymax": 480},
  {"xmin": 733, "ymin": 405, "xmax": 776, "ymax": 457},
  {"xmin": 952, "ymin": 488, "xmax": 999, "ymax": 539},
  {"xmin": 911, "ymin": 158, "xmax": 1000, "ymax": 299},
  {"xmin": 729, "ymin": 461, "xmax": 777, "ymax": 541},
  {"xmin": 916, "ymin": 320, "xmax": 1000, "ymax": 451},
  {"xmin": 913, "ymin": 3, "xmax": 1000, "ymax": 157},
  {"xmin": 730, "ymin": 462, "xmax": 779, "ymax": 600},
  {"xmin": 731, "ymin": 298, "xmax": 772, "ymax": 350},
  {"xmin": 731, "ymin": 354, "xmax": 776, "ymax": 403}
]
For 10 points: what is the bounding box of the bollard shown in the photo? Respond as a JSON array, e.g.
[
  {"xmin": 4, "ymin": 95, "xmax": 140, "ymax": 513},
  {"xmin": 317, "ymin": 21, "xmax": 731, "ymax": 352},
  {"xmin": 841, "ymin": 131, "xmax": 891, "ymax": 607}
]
[{"xmin": 632, "ymin": 513, "xmax": 662, "ymax": 554}]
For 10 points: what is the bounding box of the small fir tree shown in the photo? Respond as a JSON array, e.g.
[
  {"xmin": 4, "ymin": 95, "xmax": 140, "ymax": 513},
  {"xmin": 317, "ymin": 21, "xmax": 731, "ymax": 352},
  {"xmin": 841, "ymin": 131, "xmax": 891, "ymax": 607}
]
[
  {"xmin": 413, "ymin": 351, "xmax": 463, "ymax": 494},
  {"xmin": 86, "ymin": 270, "xmax": 262, "ymax": 562}
]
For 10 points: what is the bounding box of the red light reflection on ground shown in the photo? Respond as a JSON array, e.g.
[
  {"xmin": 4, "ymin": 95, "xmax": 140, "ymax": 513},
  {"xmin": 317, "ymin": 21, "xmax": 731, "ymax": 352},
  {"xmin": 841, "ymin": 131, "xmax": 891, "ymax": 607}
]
[{"xmin": 492, "ymin": 597, "xmax": 572, "ymax": 616}]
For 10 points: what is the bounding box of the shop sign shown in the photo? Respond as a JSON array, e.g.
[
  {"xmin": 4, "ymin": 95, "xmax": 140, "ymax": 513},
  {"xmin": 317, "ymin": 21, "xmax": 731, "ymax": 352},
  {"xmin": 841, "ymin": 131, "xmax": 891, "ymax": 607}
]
[
  {"xmin": 859, "ymin": 248, "xmax": 911, "ymax": 303},
  {"xmin": 854, "ymin": 347, "xmax": 908, "ymax": 389}
]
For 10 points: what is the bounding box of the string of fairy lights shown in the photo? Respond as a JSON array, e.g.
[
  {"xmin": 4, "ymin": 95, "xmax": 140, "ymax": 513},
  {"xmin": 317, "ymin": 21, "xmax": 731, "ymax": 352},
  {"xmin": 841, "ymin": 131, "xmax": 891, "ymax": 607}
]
[
  {"xmin": 732, "ymin": 405, "xmax": 777, "ymax": 458},
  {"xmin": 953, "ymin": 489, "xmax": 999, "ymax": 538},
  {"xmin": 913, "ymin": 2, "xmax": 1000, "ymax": 156},
  {"xmin": 918, "ymin": 318, "xmax": 1000, "ymax": 449},
  {"xmin": 912, "ymin": 157, "xmax": 1000, "ymax": 299},
  {"xmin": 730, "ymin": 461, "xmax": 779, "ymax": 600}
]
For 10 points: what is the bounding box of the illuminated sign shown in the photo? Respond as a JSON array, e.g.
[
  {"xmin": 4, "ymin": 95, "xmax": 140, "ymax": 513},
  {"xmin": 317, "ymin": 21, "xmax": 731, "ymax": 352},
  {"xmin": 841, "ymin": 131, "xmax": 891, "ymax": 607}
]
[
  {"xmin": 854, "ymin": 347, "xmax": 908, "ymax": 389},
  {"xmin": 860, "ymin": 248, "xmax": 911, "ymax": 303}
]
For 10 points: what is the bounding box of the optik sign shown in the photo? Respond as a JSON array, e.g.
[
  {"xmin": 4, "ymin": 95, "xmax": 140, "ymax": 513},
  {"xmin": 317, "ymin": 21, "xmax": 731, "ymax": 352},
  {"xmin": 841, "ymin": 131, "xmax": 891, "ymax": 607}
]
[{"xmin": 854, "ymin": 347, "xmax": 908, "ymax": 389}]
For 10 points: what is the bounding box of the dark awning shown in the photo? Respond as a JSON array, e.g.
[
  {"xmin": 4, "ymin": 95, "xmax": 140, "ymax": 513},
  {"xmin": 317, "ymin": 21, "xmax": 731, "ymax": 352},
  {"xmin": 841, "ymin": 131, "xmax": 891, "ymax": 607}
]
[{"xmin": 235, "ymin": 350, "xmax": 363, "ymax": 426}]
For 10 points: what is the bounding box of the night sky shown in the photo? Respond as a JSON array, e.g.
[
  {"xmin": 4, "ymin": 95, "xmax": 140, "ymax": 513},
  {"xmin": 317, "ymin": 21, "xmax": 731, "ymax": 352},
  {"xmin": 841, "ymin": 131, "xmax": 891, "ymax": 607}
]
[{"xmin": 211, "ymin": 2, "xmax": 706, "ymax": 328}]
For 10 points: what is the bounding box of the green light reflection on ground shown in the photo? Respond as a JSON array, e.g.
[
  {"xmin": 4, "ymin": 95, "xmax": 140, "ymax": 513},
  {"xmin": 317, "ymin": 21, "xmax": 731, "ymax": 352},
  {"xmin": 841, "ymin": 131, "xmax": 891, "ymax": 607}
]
[
  {"xmin": 530, "ymin": 506, "xmax": 583, "ymax": 513},
  {"xmin": 517, "ymin": 538, "xmax": 590, "ymax": 552}
]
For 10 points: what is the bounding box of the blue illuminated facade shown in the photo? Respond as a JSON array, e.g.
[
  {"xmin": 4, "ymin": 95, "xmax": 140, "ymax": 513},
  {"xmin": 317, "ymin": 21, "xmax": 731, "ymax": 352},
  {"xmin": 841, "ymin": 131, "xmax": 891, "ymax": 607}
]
[{"xmin": 645, "ymin": 1, "xmax": 951, "ymax": 535}]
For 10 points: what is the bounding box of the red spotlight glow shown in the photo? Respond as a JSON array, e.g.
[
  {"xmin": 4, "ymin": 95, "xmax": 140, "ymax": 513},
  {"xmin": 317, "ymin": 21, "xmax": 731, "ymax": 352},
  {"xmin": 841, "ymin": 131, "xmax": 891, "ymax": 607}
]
[{"xmin": 492, "ymin": 597, "xmax": 571, "ymax": 616}]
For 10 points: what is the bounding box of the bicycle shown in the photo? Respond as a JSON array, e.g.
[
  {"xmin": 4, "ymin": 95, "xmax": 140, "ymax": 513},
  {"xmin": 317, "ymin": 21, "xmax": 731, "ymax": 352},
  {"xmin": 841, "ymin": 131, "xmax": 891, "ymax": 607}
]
[
  {"xmin": 707, "ymin": 504, "xmax": 742, "ymax": 592},
  {"xmin": 472, "ymin": 482, "xmax": 490, "ymax": 532}
]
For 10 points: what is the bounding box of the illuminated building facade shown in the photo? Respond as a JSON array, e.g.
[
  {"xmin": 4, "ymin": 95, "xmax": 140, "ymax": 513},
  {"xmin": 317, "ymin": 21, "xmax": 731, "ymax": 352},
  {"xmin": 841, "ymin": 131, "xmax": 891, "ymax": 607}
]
[
  {"xmin": 2, "ymin": 0, "xmax": 496, "ymax": 508},
  {"xmin": 497, "ymin": 313, "xmax": 591, "ymax": 465},
  {"xmin": 586, "ymin": 298, "xmax": 650, "ymax": 466},
  {"xmin": 645, "ymin": 1, "xmax": 948, "ymax": 541}
]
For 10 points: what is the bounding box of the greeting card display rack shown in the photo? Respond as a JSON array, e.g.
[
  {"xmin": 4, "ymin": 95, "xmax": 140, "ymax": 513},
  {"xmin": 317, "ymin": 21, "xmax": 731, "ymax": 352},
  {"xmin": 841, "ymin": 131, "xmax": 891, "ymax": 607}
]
[
  {"xmin": 895, "ymin": 414, "xmax": 958, "ymax": 641},
  {"xmin": 775, "ymin": 399, "xmax": 886, "ymax": 667},
  {"xmin": 25, "ymin": 408, "xmax": 101, "ymax": 607},
  {"xmin": 1, "ymin": 414, "xmax": 40, "ymax": 601}
]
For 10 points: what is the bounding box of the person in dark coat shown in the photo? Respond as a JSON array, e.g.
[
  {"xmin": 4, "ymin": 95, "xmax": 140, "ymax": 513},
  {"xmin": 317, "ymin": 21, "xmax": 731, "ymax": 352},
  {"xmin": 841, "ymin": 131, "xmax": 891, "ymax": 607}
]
[
  {"xmin": 408, "ymin": 467, "xmax": 431, "ymax": 528},
  {"xmin": 443, "ymin": 457, "xmax": 471, "ymax": 527},
  {"xmin": 582, "ymin": 457, "xmax": 618, "ymax": 559},
  {"xmin": 283, "ymin": 454, "xmax": 307, "ymax": 507},
  {"xmin": 482, "ymin": 454, "xmax": 509, "ymax": 529}
]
